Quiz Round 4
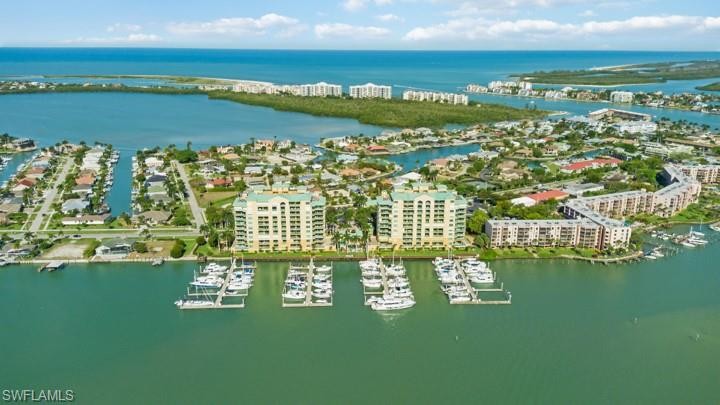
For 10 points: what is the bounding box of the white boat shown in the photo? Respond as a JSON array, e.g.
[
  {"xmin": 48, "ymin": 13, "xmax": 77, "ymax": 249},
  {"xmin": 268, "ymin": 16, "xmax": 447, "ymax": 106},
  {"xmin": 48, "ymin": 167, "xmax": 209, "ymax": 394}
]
[
  {"xmin": 362, "ymin": 278, "xmax": 383, "ymax": 289},
  {"xmin": 314, "ymin": 265, "xmax": 332, "ymax": 273},
  {"xmin": 190, "ymin": 280, "xmax": 222, "ymax": 288},
  {"xmin": 387, "ymin": 287, "xmax": 413, "ymax": 298},
  {"xmin": 709, "ymin": 223, "xmax": 720, "ymax": 232},
  {"xmin": 681, "ymin": 241, "xmax": 696, "ymax": 248},
  {"xmin": 312, "ymin": 281, "xmax": 332, "ymax": 290},
  {"xmin": 201, "ymin": 263, "xmax": 228, "ymax": 274},
  {"xmin": 449, "ymin": 294, "xmax": 472, "ymax": 303},
  {"xmin": 469, "ymin": 272, "xmax": 495, "ymax": 284},
  {"xmin": 312, "ymin": 289, "xmax": 332, "ymax": 299},
  {"xmin": 175, "ymin": 300, "xmax": 213, "ymax": 308},
  {"xmin": 362, "ymin": 269, "xmax": 382, "ymax": 277},
  {"xmin": 387, "ymin": 278, "xmax": 409, "ymax": 288},
  {"xmin": 371, "ymin": 297, "xmax": 415, "ymax": 311},
  {"xmin": 282, "ymin": 290, "xmax": 306, "ymax": 300},
  {"xmin": 313, "ymin": 273, "xmax": 331, "ymax": 281},
  {"xmin": 227, "ymin": 282, "xmax": 251, "ymax": 291},
  {"xmin": 433, "ymin": 257, "xmax": 453, "ymax": 267}
]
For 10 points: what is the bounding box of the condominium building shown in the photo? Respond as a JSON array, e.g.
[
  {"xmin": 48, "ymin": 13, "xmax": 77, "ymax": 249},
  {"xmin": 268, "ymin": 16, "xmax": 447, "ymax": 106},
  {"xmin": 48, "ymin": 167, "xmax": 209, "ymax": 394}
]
[
  {"xmin": 485, "ymin": 164, "xmax": 704, "ymax": 250},
  {"xmin": 675, "ymin": 164, "xmax": 720, "ymax": 184},
  {"xmin": 373, "ymin": 183, "xmax": 467, "ymax": 249},
  {"xmin": 654, "ymin": 165, "xmax": 702, "ymax": 217},
  {"xmin": 571, "ymin": 190, "xmax": 656, "ymax": 219},
  {"xmin": 232, "ymin": 81, "xmax": 342, "ymax": 97},
  {"xmin": 233, "ymin": 184, "xmax": 326, "ymax": 252},
  {"xmin": 610, "ymin": 91, "xmax": 634, "ymax": 103},
  {"xmin": 402, "ymin": 90, "xmax": 469, "ymax": 105},
  {"xmin": 349, "ymin": 83, "xmax": 392, "ymax": 99},
  {"xmin": 298, "ymin": 82, "xmax": 342, "ymax": 97},
  {"xmin": 485, "ymin": 219, "xmax": 603, "ymax": 249}
]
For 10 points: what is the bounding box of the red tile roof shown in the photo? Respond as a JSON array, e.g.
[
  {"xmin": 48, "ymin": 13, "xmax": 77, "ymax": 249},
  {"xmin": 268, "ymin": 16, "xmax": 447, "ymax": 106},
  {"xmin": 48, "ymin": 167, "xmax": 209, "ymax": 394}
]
[
  {"xmin": 562, "ymin": 158, "xmax": 622, "ymax": 172},
  {"xmin": 527, "ymin": 189, "xmax": 569, "ymax": 202}
]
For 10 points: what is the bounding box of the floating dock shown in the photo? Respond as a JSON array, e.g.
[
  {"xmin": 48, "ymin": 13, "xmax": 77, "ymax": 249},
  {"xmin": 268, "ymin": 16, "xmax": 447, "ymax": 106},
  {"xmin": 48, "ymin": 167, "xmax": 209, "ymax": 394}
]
[
  {"xmin": 176, "ymin": 259, "xmax": 253, "ymax": 310},
  {"xmin": 282, "ymin": 260, "xmax": 333, "ymax": 308},
  {"xmin": 454, "ymin": 260, "xmax": 511, "ymax": 305}
]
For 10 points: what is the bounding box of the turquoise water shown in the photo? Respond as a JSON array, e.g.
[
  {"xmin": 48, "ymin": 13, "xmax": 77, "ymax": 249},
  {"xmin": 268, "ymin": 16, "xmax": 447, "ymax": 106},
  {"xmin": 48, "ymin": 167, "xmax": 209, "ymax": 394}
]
[
  {"xmin": 1, "ymin": 233, "xmax": 719, "ymax": 403},
  {"xmin": 2, "ymin": 49, "xmax": 718, "ymax": 95}
]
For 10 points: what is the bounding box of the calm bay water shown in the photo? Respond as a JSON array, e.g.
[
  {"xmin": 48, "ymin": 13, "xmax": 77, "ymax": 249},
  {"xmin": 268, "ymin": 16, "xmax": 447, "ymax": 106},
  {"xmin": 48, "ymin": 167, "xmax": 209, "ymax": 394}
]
[{"xmin": 1, "ymin": 233, "xmax": 719, "ymax": 403}]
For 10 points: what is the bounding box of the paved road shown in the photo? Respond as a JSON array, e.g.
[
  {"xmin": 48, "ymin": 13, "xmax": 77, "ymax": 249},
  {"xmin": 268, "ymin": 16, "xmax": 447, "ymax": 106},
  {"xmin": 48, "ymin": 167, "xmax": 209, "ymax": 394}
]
[
  {"xmin": 172, "ymin": 160, "xmax": 206, "ymax": 228},
  {"xmin": 28, "ymin": 158, "xmax": 74, "ymax": 232}
]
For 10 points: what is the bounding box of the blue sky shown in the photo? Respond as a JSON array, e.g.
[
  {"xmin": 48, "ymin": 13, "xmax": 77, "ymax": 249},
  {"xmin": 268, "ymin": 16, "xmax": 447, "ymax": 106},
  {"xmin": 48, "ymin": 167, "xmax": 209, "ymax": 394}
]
[{"xmin": 1, "ymin": 0, "xmax": 718, "ymax": 50}]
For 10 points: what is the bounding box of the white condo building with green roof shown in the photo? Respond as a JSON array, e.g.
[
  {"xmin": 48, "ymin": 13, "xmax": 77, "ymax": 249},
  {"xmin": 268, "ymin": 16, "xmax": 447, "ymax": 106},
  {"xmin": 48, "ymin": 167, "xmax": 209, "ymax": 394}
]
[
  {"xmin": 373, "ymin": 183, "xmax": 468, "ymax": 249},
  {"xmin": 233, "ymin": 184, "xmax": 326, "ymax": 252}
]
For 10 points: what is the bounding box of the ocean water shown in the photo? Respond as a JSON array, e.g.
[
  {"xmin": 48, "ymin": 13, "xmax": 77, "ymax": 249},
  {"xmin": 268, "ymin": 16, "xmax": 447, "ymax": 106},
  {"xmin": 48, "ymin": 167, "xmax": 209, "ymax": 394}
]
[
  {"xmin": 1, "ymin": 229, "xmax": 719, "ymax": 403},
  {"xmin": 1, "ymin": 48, "xmax": 719, "ymax": 94}
]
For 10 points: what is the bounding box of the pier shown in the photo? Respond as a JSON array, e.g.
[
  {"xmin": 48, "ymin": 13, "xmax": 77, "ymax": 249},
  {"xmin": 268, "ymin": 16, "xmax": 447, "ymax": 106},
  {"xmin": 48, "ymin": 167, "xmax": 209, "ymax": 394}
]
[
  {"xmin": 434, "ymin": 258, "xmax": 512, "ymax": 305},
  {"xmin": 176, "ymin": 259, "xmax": 252, "ymax": 310},
  {"xmin": 282, "ymin": 260, "xmax": 333, "ymax": 308},
  {"xmin": 454, "ymin": 260, "xmax": 511, "ymax": 305},
  {"xmin": 361, "ymin": 258, "xmax": 415, "ymax": 308}
]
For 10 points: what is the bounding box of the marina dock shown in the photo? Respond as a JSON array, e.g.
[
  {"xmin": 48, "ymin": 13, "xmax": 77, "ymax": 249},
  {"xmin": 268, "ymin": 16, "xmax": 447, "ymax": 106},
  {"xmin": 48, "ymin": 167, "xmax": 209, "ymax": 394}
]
[
  {"xmin": 454, "ymin": 260, "xmax": 511, "ymax": 305},
  {"xmin": 176, "ymin": 259, "xmax": 254, "ymax": 310},
  {"xmin": 282, "ymin": 260, "xmax": 333, "ymax": 308},
  {"xmin": 434, "ymin": 257, "xmax": 512, "ymax": 305}
]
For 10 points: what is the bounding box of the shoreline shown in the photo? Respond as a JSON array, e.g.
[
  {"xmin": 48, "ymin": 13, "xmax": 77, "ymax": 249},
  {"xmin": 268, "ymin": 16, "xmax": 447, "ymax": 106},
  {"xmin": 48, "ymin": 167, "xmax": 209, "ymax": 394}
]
[
  {"xmin": 9, "ymin": 249, "xmax": 645, "ymax": 265},
  {"xmin": 470, "ymin": 90, "xmax": 718, "ymax": 116}
]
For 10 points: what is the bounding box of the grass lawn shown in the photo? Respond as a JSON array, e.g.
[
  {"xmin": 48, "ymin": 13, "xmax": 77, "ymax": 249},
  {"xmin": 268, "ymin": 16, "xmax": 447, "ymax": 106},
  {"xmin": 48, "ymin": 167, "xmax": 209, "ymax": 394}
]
[
  {"xmin": 127, "ymin": 240, "xmax": 176, "ymax": 259},
  {"xmin": 198, "ymin": 191, "xmax": 237, "ymax": 208}
]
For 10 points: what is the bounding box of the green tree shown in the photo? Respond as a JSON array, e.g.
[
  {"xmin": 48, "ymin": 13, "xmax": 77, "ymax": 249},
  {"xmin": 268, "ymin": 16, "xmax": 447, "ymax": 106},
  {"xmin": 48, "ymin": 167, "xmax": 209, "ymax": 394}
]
[{"xmin": 467, "ymin": 210, "xmax": 489, "ymax": 234}]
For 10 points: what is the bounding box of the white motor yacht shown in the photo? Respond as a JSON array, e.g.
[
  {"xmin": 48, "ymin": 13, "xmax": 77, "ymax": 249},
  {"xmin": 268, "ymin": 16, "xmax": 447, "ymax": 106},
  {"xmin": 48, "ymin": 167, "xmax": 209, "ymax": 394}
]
[
  {"xmin": 469, "ymin": 272, "xmax": 495, "ymax": 284},
  {"xmin": 282, "ymin": 290, "xmax": 306, "ymax": 300},
  {"xmin": 175, "ymin": 300, "xmax": 214, "ymax": 308},
  {"xmin": 312, "ymin": 289, "xmax": 332, "ymax": 299},
  {"xmin": 362, "ymin": 278, "xmax": 383, "ymax": 289},
  {"xmin": 371, "ymin": 297, "xmax": 415, "ymax": 311},
  {"xmin": 314, "ymin": 265, "xmax": 332, "ymax": 273}
]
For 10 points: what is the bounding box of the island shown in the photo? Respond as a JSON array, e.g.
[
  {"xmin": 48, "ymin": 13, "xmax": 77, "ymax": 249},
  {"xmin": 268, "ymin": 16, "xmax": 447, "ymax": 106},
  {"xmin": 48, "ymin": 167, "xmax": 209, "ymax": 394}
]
[
  {"xmin": 515, "ymin": 60, "xmax": 720, "ymax": 86},
  {"xmin": 0, "ymin": 78, "xmax": 545, "ymax": 128},
  {"xmin": 698, "ymin": 82, "xmax": 720, "ymax": 92}
]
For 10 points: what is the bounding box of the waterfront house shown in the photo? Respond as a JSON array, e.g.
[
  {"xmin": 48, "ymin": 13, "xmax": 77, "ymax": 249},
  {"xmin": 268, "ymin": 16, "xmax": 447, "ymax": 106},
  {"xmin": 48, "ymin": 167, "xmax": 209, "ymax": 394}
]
[
  {"xmin": 61, "ymin": 198, "xmax": 89, "ymax": 214},
  {"xmin": 75, "ymin": 174, "xmax": 95, "ymax": 186},
  {"xmin": 560, "ymin": 158, "xmax": 622, "ymax": 174},
  {"xmin": 95, "ymin": 239, "xmax": 133, "ymax": 259},
  {"xmin": 206, "ymin": 178, "xmax": 233, "ymax": 189},
  {"xmin": 135, "ymin": 210, "xmax": 171, "ymax": 225},
  {"xmin": 512, "ymin": 190, "xmax": 569, "ymax": 207},
  {"xmin": 144, "ymin": 156, "xmax": 164, "ymax": 169},
  {"xmin": 61, "ymin": 214, "xmax": 111, "ymax": 226},
  {"xmin": 72, "ymin": 184, "xmax": 93, "ymax": 196}
]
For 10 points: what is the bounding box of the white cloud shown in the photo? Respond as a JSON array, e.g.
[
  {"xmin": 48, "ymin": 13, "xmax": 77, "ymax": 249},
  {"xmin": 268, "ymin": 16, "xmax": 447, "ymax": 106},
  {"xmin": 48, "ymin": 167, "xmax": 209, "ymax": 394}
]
[
  {"xmin": 64, "ymin": 33, "xmax": 162, "ymax": 44},
  {"xmin": 404, "ymin": 15, "xmax": 720, "ymax": 41},
  {"xmin": 106, "ymin": 23, "xmax": 142, "ymax": 33},
  {"xmin": 167, "ymin": 13, "xmax": 304, "ymax": 37},
  {"xmin": 342, "ymin": 0, "xmax": 393, "ymax": 11},
  {"xmin": 704, "ymin": 17, "xmax": 720, "ymax": 29},
  {"xmin": 444, "ymin": 0, "xmax": 629, "ymax": 16},
  {"xmin": 376, "ymin": 14, "xmax": 404, "ymax": 23},
  {"xmin": 314, "ymin": 23, "xmax": 391, "ymax": 39},
  {"xmin": 580, "ymin": 15, "xmax": 698, "ymax": 34}
]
